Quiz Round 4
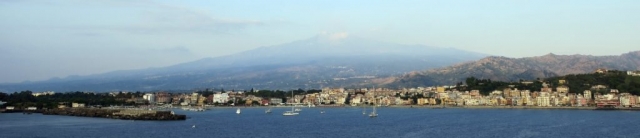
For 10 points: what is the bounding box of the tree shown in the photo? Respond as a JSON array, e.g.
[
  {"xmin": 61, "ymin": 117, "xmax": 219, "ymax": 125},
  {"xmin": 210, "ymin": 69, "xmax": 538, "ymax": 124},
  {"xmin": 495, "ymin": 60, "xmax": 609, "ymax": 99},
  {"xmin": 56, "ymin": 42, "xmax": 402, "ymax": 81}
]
[
  {"xmin": 0, "ymin": 92, "xmax": 7, "ymax": 101},
  {"xmin": 344, "ymin": 93, "xmax": 351, "ymax": 105},
  {"xmin": 411, "ymin": 96, "xmax": 418, "ymax": 105}
]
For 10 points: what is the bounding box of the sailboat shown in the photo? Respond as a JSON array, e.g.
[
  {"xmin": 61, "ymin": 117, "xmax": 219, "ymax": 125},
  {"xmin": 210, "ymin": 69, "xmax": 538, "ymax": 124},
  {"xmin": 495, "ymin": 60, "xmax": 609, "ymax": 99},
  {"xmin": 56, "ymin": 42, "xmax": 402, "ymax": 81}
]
[
  {"xmin": 369, "ymin": 98, "xmax": 378, "ymax": 118},
  {"xmin": 265, "ymin": 107, "xmax": 272, "ymax": 114},
  {"xmin": 283, "ymin": 90, "xmax": 299, "ymax": 116},
  {"xmin": 236, "ymin": 108, "xmax": 241, "ymax": 114},
  {"xmin": 369, "ymin": 105, "xmax": 378, "ymax": 118}
]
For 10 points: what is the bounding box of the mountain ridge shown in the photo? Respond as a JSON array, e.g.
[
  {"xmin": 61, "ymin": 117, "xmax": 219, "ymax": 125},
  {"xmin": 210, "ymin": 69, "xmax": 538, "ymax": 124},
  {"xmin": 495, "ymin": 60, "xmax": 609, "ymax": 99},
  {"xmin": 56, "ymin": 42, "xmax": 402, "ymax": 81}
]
[
  {"xmin": 388, "ymin": 51, "xmax": 640, "ymax": 88},
  {"xmin": 0, "ymin": 35, "xmax": 486, "ymax": 92}
]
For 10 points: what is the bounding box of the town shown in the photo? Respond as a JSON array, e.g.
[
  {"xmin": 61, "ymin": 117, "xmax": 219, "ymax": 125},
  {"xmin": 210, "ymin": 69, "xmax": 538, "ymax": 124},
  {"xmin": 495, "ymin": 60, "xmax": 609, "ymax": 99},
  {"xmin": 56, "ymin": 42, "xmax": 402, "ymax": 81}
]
[{"xmin": 2, "ymin": 70, "xmax": 640, "ymax": 112}]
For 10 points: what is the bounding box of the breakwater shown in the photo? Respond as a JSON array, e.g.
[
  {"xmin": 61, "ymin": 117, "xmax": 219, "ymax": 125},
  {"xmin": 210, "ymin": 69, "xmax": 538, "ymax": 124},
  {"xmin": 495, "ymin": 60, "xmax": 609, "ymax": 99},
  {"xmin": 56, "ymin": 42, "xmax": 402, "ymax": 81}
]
[{"xmin": 41, "ymin": 108, "xmax": 186, "ymax": 121}]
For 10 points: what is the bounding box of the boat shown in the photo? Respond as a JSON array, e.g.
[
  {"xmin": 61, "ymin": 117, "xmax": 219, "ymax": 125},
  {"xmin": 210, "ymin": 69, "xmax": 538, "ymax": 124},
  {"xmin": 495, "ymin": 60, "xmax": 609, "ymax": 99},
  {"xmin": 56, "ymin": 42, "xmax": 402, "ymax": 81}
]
[
  {"xmin": 294, "ymin": 108, "xmax": 302, "ymax": 112},
  {"xmin": 369, "ymin": 105, "xmax": 378, "ymax": 118},
  {"xmin": 283, "ymin": 90, "xmax": 300, "ymax": 116},
  {"xmin": 320, "ymin": 110, "xmax": 325, "ymax": 114},
  {"xmin": 283, "ymin": 110, "xmax": 299, "ymax": 116},
  {"xmin": 265, "ymin": 108, "xmax": 272, "ymax": 114},
  {"xmin": 236, "ymin": 108, "xmax": 241, "ymax": 114},
  {"xmin": 192, "ymin": 125, "xmax": 196, "ymax": 128},
  {"xmin": 369, "ymin": 97, "xmax": 378, "ymax": 118}
]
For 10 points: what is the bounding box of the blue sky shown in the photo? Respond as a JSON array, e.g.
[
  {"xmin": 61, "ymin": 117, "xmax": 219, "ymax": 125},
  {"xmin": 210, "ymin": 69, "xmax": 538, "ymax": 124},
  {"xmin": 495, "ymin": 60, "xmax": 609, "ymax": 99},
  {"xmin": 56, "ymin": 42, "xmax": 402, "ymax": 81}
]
[{"xmin": 1, "ymin": 0, "xmax": 639, "ymax": 83}]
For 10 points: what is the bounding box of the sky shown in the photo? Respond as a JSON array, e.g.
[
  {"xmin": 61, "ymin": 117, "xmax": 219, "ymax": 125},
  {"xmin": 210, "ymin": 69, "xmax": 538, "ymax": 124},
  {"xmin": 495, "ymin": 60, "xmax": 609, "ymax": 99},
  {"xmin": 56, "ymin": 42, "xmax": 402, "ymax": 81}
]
[{"xmin": 1, "ymin": 0, "xmax": 639, "ymax": 83}]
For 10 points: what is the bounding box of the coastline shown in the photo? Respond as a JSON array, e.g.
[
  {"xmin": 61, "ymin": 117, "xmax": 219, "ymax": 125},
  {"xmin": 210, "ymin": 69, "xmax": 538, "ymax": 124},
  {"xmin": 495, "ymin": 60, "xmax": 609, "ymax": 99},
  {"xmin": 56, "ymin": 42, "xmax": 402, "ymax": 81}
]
[{"xmin": 184, "ymin": 105, "xmax": 640, "ymax": 111}]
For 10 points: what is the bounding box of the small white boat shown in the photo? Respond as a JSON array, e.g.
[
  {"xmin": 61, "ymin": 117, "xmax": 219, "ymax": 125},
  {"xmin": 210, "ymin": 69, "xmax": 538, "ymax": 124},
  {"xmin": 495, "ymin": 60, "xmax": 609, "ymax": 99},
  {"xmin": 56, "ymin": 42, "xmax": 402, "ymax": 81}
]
[
  {"xmin": 236, "ymin": 108, "xmax": 241, "ymax": 114},
  {"xmin": 283, "ymin": 90, "xmax": 299, "ymax": 116},
  {"xmin": 265, "ymin": 108, "xmax": 272, "ymax": 114},
  {"xmin": 192, "ymin": 125, "xmax": 196, "ymax": 128},
  {"xmin": 320, "ymin": 110, "xmax": 325, "ymax": 114},
  {"xmin": 294, "ymin": 108, "xmax": 302, "ymax": 112},
  {"xmin": 283, "ymin": 111, "xmax": 299, "ymax": 116}
]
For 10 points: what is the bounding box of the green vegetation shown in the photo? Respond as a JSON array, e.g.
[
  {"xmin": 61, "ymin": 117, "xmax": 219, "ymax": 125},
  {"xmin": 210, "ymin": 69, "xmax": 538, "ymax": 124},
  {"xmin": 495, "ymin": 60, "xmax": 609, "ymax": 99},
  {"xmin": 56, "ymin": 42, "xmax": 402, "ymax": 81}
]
[
  {"xmin": 545, "ymin": 70, "xmax": 640, "ymax": 95},
  {"xmin": 459, "ymin": 77, "xmax": 543, "ymax": 95},
  {"xmin": 0, "ymin": 91, "xmax": 134, "ymax": 109},
  {"xmin": 458, "ymin": 70, "xmax": 640, "ymax": 95}
]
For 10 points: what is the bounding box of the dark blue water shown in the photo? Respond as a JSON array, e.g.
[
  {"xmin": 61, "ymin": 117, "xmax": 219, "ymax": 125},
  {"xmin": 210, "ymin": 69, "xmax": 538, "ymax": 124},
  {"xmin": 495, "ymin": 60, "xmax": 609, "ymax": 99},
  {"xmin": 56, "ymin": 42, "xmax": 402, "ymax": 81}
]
[{"xmin": 1, "ymin": 107, "xmax": 639, "ymax": 138}]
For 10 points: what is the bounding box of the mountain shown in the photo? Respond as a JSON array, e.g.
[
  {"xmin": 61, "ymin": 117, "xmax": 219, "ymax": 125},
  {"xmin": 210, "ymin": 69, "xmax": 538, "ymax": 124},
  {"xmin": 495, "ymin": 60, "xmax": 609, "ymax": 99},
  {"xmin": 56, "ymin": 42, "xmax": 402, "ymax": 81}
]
[
  {"xmin": 0, "ymin": 35, "xmax": 486, "ymax": 92},
  {"xmin": 388, "ymin": 51, "xmax": 640, "ymax": 88}
]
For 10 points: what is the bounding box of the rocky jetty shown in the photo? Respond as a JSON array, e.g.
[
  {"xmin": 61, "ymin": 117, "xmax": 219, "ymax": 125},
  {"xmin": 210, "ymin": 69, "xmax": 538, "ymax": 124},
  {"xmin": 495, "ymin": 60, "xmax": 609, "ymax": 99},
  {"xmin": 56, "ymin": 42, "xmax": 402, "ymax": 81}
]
[{"xmin": 42, "ymin": 108, "xmax": 186, "ymax": 121}]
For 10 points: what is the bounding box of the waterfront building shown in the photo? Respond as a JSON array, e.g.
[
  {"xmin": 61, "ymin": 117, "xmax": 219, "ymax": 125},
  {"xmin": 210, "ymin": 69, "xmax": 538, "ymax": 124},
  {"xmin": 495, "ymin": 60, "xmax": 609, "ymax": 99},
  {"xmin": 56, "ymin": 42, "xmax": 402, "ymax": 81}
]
[
  {"xmin": 536, "ymin": 92, "xmax": 550, "ymax": 107},
  {"xmin": 596, "ymin": 93, "xmax": 620, "ymax": 107},
  {"xmin": 143, "ymin": 93, "xmax": 156, "ymax": 104},
  {"xmin": 583, "ymin": 90, "xmax": 592, "ymax": 100},
  {"xmin": 550, "ymin": 96, "xmax": 559, "ymax": 106},
  {"xmin": 197, "ymin": 95, "xmax": 206, "ymax": 106},
  {"xmin": 269, "ymin": 98, "xmax": 282, "ymax": 105},
  {"xmin": 156, "ymin": 92, "xmax": 171, "ymax": 104},
  {"xmin": 619, "ymin": 93, "xmax": 636, "ymax": 107},
  {"xmin": 171, "ymin": 95, "xmax": 182, "ymax": 105},
  {"xmin": 213, "ymin": 93, "xmax": 229, "ymax": 104},
  {"xmin": 190, "ymin": 93, "xmax": 199, "ymax": 105}
]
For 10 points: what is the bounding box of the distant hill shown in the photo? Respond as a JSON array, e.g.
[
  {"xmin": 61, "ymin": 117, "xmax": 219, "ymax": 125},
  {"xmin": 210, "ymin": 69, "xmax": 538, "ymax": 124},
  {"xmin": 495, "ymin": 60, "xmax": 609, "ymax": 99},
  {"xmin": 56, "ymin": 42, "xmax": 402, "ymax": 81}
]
[
  {"xmin": 388, "ymin": 51, "xmax": 640, "ymax": 88},
  {"xmin": 0, "ymin": 35, "xmax": 485, "ymax": 92}
]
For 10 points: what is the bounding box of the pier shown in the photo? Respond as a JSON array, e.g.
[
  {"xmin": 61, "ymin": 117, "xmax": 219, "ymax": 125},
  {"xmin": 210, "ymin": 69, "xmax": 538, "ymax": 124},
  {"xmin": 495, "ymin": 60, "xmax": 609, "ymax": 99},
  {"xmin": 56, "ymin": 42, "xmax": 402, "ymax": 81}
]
[{"xmin": 41, "ymin": 108, "xmax": 186, "ymax": 121}]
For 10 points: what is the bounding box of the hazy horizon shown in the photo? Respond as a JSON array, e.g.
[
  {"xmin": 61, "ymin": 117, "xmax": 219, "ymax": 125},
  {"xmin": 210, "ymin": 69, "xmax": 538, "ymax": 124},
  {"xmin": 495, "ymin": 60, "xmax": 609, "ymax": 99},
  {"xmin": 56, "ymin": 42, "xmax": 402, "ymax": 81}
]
[{"xmin": 1, "ymin": 0, "xmax": 639, "ymax": 83}]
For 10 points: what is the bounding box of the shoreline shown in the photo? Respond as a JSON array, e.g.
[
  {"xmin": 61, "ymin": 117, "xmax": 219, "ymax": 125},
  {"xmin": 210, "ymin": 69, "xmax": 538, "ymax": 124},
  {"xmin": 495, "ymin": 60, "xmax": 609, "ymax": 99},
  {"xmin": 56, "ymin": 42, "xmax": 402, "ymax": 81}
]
[{"xmin": 166, "ymin": 105, "xmax": 640, "ymax": 111}]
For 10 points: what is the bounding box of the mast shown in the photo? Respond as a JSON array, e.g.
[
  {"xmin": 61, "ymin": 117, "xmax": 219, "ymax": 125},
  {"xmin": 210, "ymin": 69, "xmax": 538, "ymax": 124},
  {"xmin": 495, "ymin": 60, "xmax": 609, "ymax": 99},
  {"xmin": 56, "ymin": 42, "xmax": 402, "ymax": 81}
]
[{"xmin": 291, "ymin": 90, "xmax": 294, "ymax": 112}]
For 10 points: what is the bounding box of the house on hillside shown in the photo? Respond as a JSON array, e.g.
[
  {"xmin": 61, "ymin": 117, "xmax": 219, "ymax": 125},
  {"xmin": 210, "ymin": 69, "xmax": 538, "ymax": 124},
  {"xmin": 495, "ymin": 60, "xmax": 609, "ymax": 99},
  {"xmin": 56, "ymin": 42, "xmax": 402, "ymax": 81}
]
[
  {"xmin": 595, "ymin": 68, "xmax": 608, "ymax": 74},
  {"xmin": 557, "ymin": 86, "xmax": 570, "ymax": 93},
  {"xmin": 628, "ymin": 71, "xmax": 640, "ymax": 76}
]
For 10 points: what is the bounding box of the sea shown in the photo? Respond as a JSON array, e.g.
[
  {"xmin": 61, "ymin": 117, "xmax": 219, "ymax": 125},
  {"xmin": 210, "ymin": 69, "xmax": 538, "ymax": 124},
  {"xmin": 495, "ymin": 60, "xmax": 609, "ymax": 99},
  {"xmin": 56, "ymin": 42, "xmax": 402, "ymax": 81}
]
[{"xmin": 1, "ymin": 107, "xmax": 639, "ymax": 138}]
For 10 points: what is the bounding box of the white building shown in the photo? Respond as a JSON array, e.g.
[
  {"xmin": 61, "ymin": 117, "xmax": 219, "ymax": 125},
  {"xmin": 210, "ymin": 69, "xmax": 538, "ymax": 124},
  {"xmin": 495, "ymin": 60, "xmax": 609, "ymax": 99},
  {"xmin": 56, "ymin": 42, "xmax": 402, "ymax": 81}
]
[
  {"xmin": 32, "ymin": 91, "xmax": 55, "ymax": 97},
  {"xmin": 536, "ymin": 92, "xmax": 550, "ymax": 107},
  {"xmin": 213, "ymin": 93, "xmax": 229, "ymax": 104},
  {"xmin": 143, "ymin": 93, "xmax": 156, "ymax": 103},
  {"xmin": 583, "ymin": 90, "xmax": 592, "ymax": 100},
  {"xmin": 269, "ymin": 98, "xmax": 283, "ymax": 105},
  {"xmin": 190, "ymin": 93, "xmax": 200, "ymax": 105},
  {"xmin": 72, "ymin": 102, "xmax": 85, "ymax": 108}
]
